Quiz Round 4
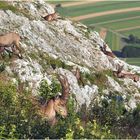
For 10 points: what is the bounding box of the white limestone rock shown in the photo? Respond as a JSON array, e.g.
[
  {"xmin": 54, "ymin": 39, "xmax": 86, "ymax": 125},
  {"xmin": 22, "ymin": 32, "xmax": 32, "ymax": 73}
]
[
  {"xmin": 58, "ymin": 68, "xmax": 98, "ymax": 107},
  {"xmin": 107, "ymin": 76, "xmax": 123, "ymax": 93}
]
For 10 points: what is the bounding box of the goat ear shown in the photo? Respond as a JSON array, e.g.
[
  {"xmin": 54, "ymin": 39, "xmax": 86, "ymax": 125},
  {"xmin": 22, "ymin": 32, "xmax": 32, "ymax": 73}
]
[
  {"xmin": 64, "ymin": 76, "xmax": 69, "ymax": 88},
  {"xmin": 76, "ymin": 67, "xmax": 80, "ymax": 73},
  {"xmin": 117, "ymin": 64, "xmax": 124, "ymax": 73},
  {"xmin": 104, "ymin": 43, "xmax": 107, "ymax": 49},
  {"xmin": 76, "ymin": 67, "xmax": 81, "ymax": 78},
  {"xmin": 58, "ymin": 74, "xmax": 64, "ymax": 83}
]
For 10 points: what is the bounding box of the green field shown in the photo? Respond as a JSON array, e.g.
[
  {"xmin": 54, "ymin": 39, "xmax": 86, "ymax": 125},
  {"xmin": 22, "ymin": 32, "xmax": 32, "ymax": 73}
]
[
  {"xmin": 50, "ymin": 1, "xmax": 140, "ymax": 66},
  {"xmin": 125, "ymin": 58, "xmax": 140, "ymax": 66},
  {"xmin": 105, "ymin": 30, "xmax": 122, "ymax": 51},
  {"xmin": 82, "ymin": 11, "xmax": 140, "ymax": 25},
  {"xmin": 119, "ymin": 29, "xmax": 140, "ymax": 38},
  {"xmin": 57, "ymin": 1, "xmax": 140, "ymax": 17},
  {"xmin": 98, "ymin": 18, "xmax": 140, "ymax": 30}
]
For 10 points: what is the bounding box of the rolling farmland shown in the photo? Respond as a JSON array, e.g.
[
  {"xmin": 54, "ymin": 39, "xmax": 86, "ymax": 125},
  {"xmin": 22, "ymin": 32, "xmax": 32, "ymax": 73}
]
[
  {"xmin": 49, "ymin": 0, "xmax": 140, "ymax": 66},
  {"xmin": 125, "ymin": 58, "xmax": 140, "ymax": 66}
]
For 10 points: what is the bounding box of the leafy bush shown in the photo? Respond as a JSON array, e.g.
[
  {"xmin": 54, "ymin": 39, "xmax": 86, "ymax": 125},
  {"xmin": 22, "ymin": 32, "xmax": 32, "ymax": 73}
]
[
  {"xmin": 0, "ymin": 80, "xmax": 48, "ymax": 139},
  {"xmin": 0, "ymin": 81, "xmax": 122, "ymax": 139},
  {"xmin": 91, "ymin": 95, "xmax": 125, "ymax": 126},
  {"xmin": 38, "ymin": 52, "xmax": 72, "ymax": 70},
  {"xmin": 89, "ymin": 92, "xmax": 140, "ymax": 138},
  {"xmin": 0, "ymin": 1, "xmax": 33, "ymax": 19},
  {"xmin": 1, "ymin": 77, "xmax": 140, "ymax": 139},
  {"xmin": 0, "ymin": 1, "xmax": 18, "ymax": 12},
  {"xmin": 65, "ymin": 118, "xmax": 115, "ymax": 139},
  {"xmin": 81, "ymin": 71, "xmax": 107, "ymax": 91},
  {"xmin": 39, "ymin": 78, "xmax": 61, "ymax": 101}
]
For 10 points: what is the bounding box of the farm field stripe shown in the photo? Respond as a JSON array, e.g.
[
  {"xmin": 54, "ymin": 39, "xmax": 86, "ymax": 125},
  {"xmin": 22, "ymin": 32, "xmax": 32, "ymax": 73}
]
[
  {"xmin": 62, "ymin": 0, "xmax": 106, "ymax": 7},
  {"xmin": 58, "ymin": 1, "xmax": 140, "ymax": 17},
  {"xmin": 116, "ymin": 26, "xmax": 140, "ymax": 32},
  {"xmin": 71, "ymin": 7, "xmax": 140, "ymax": 21},
  {"xmin": 98, "ymin": 18, "xmax": 140, "ymax": 31},
  {"xmin": 81, "ymin": 10, "xmax": 140, "ymax": 25},
  {"xmin": 120, "ymin": 29, "xmax": 140, "ymax": 38},
  {"xmin": 91, "ymin": 16, "xmax": 140, "ymax": 25},
  {"xmin": 127, "ymin": 62, "xmax": 140, "ymax": 64}
]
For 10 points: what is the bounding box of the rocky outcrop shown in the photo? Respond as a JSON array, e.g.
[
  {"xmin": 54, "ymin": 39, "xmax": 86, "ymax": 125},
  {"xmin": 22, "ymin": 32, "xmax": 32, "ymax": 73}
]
[{"xmin": 0, "ymin": 1, "xmax": 140, "ymax": 110}]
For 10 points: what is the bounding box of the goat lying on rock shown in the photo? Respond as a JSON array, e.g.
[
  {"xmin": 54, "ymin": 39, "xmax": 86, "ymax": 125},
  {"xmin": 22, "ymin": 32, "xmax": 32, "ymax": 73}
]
[
  {"xmin": 42, "ymin": 12, "xmax": 58, "ymax": 22},
  {"xmin": 113, "ymin": 65, "xmax": 139, "ymax": 82},
  {"xmin": 101, "ymin": 43, "xmax": 115, "ymax": 58}
]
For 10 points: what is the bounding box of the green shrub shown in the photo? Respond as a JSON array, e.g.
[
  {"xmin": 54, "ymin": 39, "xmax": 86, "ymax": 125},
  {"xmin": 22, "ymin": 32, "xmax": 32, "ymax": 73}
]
[
  {"xmin": 0, "ymin": 77, "xmax": 76, "ymax": 139},
  {"xmin": 1, "ymin": 75, "xmax": 140, "ymax": 138},
  {"xmin": 60, "ymin": 98, "xmax": 116, "ymax": 139},
  {"xmin": 0, "ymin": 1, "xmax": 18, "ymax": 12},
  {"xmin": 89, "ymin": 92, "xmax": 140, "ymax": 138},
  {"xmin": 81, "ymin": 71, "xmax": 107, "ymax": 91},
  {"xmin": 0, "ymin": 80, "xmax": 40, "ymax": 139},
  {"xmin": 0, "ymin": 1, "xmax": 33, "ymax": 19},
  {"xmin": 65, "ymin": 118, "xmax": 115, "ymax": 139},
  {"xmin": 39, "ymin": 78, "xmax": 61, "ymax": 101},
  {"xmin": 0, "ymin": 80, "xmax": 17, "ymax": 106},
  {"xmin": 38, "ymin": 52, "xmax": 72, "ymax": 70}
]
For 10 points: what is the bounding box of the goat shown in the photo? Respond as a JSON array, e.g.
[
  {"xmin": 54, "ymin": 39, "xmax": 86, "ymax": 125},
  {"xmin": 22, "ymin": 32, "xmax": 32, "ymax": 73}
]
[
  {"xmin": 72, "ymin": 67, "xmax": 84, "ymax": 86},
  {"xmin": 0, "ymin": 32, "xmax": 22, "ymax": 59},
  {"xmin": 101, "ymin": 43, "xmax": 115, "ymax": 58},
  {"xmin": 58, "ymin": 74, "xmax": 70, "ymax": 101},
  {"xmin": 113, "ymin": 64, "xmax": 139, "ymax": 82},
  {"xmin": 37, "ymin": 74, "xmax": 70, "ymax": 126},
  {"xmin": 39, "ymin": 98, "xmax": 67, "ymax": 125},
  {"xmin": 42, "ymin": 12, "xmax": 58, "ymax": 22}
]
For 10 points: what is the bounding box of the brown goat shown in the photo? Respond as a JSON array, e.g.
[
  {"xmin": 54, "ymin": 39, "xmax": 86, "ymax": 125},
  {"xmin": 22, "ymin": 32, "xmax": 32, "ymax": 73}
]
[
  {"xmin": 39, "ymin": 98, "xmax": 67, "ymax": 125},
  {"xmin": 42, "ymin": 12, "xmax": 58, "ymax": 22},
  {"xmin": 0, "ymin": 32, "xmax": 21, "ymax": 52},
  {"xmin": 0, "ymin": 32, "xmax": 22, "ymax": 58},
  {"xmin": 101, "ymin": 43, "xmax": 115, "ymax": 58},
  {"xmin": 58, "ymin": 74, "xmax": 70, "ymax": 101},
  {"xmin": 113, "ymin": 65, "xmax": 139, "ymax": 82},
  {"xmin": 72, "ymin": 67, "xmax": 84, "ymax": 86},
  {"xmin": 37, "ymin": 74, "xmax": 70, "ymax": 126}
]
